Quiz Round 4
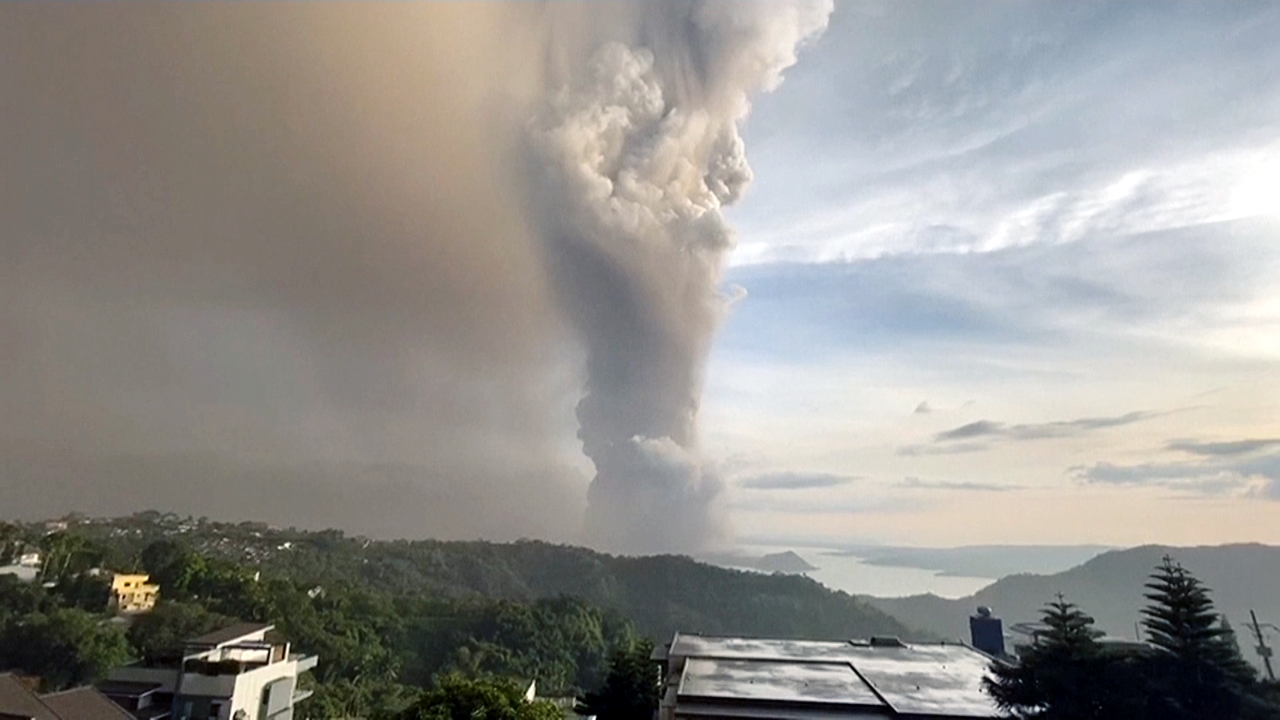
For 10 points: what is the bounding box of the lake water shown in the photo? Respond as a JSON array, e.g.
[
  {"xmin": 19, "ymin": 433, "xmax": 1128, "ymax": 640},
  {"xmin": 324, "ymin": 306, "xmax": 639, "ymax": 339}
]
[{"xmin": 737, "ymin": 544, "xmax": 996, "ymax": 599}]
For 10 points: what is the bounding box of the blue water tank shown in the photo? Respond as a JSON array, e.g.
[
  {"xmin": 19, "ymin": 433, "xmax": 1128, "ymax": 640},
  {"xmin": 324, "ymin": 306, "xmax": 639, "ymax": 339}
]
[{"xmin": 970, "ymin": 606, "xmax": 1005, "ymax": 656}]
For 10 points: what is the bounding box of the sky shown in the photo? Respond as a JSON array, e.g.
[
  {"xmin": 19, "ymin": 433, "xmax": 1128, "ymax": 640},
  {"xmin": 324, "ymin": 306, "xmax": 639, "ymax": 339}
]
[
  {"xmin": 704, "ymin": 1, "xmax": 1280, "ymax": 547},
  {"xmin": 1, "ymin": 1, "xmax": 1278, "ymax": 551}
]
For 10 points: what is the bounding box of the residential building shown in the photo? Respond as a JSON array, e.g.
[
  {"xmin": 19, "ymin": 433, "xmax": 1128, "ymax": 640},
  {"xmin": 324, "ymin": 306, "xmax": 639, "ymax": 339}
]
[
  {"xmin": 0, "ymin": 673, "xmax": 134, "ymax": 720},
  {"xmin": 656, "ymin": 633, "xmax": 1003, "ymax": 719},
  {"xmin": 100, "ymin": 624, "xmax": 317, "ymax": 720},
  {"xmin": 108, "ymin": 575, "xmax": 159, "ymax": 615},
  {"xmin": 0, "ymin": 565, "xmax": 37, "ymax": 583},
  {"xmin": 0, "ymin": 552, "xmax": 42, "ymax": 583}
]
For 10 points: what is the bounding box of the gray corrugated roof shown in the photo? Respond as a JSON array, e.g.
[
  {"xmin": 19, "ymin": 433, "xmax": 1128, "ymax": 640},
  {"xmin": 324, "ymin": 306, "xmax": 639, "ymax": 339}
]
[
  {"xmin": 39, "ymin": 689, "xmax": 134, "ymax": 720},
  {"xmin": 666, "ymin": 636, "xmax": 1001, "ymax": 719},
  {"xmin": 0, "ymin": 675, "xmax": 57, "ymax": 720},
  {"xmin": 679, "ymin": 658, "xmax": 884, "ymax": 708},
  {"xmin": 187, "ymin": 622, "xmax": 273, "ymax": 647}
]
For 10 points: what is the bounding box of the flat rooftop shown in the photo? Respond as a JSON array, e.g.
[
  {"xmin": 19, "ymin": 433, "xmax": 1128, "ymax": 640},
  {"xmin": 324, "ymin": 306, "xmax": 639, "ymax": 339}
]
[
  {"xmin": 667, "ymin": 635, "xmax": 1000, "ymax": 719},
  {"xmin": 188, "ymin": 623, "xmax": 273, "ymax": 647},
  {"xmin": 680, "ymin": 658, "xmax": 883, "ymax": 707}
]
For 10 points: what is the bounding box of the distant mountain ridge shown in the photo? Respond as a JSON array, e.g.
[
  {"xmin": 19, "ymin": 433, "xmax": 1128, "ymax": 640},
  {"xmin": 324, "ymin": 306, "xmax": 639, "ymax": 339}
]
[
  {"xmin": 862, "ymin": 543, "xmax": 1280, "ymax": 671},
  {"xmin": 837, "ymin": 544, "xmax": 1113, "ymax": 578},
  {"xmin": 697, "ymin": 550, "xmax": 819, "ymax": 574}
]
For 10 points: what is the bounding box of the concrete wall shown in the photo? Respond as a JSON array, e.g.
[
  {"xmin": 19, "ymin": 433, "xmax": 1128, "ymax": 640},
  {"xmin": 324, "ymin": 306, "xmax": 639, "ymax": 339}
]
[{"xmin": 227, "ymin": 658, "xmax": 303, "ymax": 720}]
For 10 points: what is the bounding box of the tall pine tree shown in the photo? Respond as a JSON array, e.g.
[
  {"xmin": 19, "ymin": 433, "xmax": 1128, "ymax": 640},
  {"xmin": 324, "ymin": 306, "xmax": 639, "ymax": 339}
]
[
  {"xmin": 1140, "ymin": 555, "xmax": 1258, "ymax": 719},
  {"xmin": 984, "ymin": 595, "xmax": 1143, "ymax": 719}
]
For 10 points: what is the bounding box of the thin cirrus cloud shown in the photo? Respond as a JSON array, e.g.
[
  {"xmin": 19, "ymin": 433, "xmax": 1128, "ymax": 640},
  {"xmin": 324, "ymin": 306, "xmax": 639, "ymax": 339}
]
[
  {"xmin": 736, "ymin": 471, "xmax": 861, "ymax": 491},
  {"xmin": 933, "ymin": 411, "xmax": 1157, "ymax": 443},
  {"xmin": 890, "ymin": 411, "xmax": 1160, "ymax": 456},
  {"xmin": 732, "ymin": 1, "xmax": 1280, "ymax": 265},
  {"xmin": 1166, "ymin": 438, "xmax": 1280, "ymax": 457},
  {"xmin": 901, "ymin": 477, "xmax": 1021, "ymax": 492},
  {"xmin": 1074, "ymin": 443, "xmax": 1280, "ymax": 500},
  {"xmin": 896, "ymin": 442, "xmax": 989, "ymax": 458},
  {"xmin": 715, "ymin": 216, "xmax": 1280, "ymax": 364}
]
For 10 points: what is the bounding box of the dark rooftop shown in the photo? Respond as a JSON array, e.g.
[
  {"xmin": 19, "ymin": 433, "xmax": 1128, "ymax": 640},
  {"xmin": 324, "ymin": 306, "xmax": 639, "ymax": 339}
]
[
  {"xmin": 0, "ymin": 675, "xmax": 57, "ymax": 720},
  {"xmin": 187, "ymin": 623, "xmax": 273, "ymax": 647},
  {"xmin": 39, "ymin": 689, "xmax": 133, "ymax": 720},
  {"xmin": 93, "ymin": 682, "xmax": 161, "ymax": 699}
]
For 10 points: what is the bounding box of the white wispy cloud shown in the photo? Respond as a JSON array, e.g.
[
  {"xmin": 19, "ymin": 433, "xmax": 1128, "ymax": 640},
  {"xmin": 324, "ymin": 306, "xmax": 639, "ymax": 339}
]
[
  {"xmin": 732, "ymin": 1, "xmax": 1280, "ymax": 264},
  {"xmin": 702, "ymin": 0, "xmax": 1280, "ymax": 545},
  {"xmin": 1073, "ymin": 445, "xmax": 1280, "ymax": 500}
]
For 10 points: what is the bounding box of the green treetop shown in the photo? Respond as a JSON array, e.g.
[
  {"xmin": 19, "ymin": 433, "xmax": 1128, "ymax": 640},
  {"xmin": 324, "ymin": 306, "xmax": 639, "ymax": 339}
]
[
  {"xmin": 1141, "ymin": 555, "xmax": 1259, "ymax": 719},
  {"xmin": 984, "ymin": 595, "xmax": 1144, "ymax": 719},
  {"xmin": 394, "ymin": 676, "xmax": 562, "ymax": 720},
  {"xmin": 575, "ymin": 638, "xmax": 659, "ymax": 720}
]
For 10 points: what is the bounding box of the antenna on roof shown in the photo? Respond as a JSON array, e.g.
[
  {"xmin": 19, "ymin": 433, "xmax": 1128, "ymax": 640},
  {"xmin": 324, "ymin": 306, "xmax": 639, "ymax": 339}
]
[{"xmin": 1249, "ymin": 610, "xmax": 1275, "ymax": 682}]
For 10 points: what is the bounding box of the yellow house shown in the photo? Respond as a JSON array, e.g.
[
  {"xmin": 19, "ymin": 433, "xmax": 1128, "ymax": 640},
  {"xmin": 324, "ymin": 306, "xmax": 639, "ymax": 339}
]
[{"xmin": 110, "ymin": 573, "xmax": 159, "ymax": 614}]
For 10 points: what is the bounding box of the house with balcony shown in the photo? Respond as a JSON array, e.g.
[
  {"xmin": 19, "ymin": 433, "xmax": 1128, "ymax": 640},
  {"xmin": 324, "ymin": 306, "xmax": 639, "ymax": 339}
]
[
  {"xmin": 100, "ymin": 624, "xmax": 317, "ymax": 720},
  {"xmin": 108, "ymin": 574, "xmax": 160, "ymax": 615}
]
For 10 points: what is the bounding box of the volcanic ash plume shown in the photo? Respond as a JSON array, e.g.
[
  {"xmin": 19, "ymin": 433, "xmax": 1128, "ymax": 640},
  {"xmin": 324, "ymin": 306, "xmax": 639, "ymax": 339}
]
[
  {"xmin": 529, "ymin": 2, "xmax": 832, "ymax": 554},
  {"xmin": 0, "ymin": 2, "xmax": 828, "ymax": 549}
]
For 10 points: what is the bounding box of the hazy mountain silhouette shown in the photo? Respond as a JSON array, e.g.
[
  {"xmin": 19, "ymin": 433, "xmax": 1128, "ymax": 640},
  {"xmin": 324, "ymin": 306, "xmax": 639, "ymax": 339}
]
[
  {"xmin": 835, "ymin": 544, "xmax": 1112, "ymax": 578},
  {"xmin": 863, "ymin": 544, "xmax": 1280, "ymax": 671}
]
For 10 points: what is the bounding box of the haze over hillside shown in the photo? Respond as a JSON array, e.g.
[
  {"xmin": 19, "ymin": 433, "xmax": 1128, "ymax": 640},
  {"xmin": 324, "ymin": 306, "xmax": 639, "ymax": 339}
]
[
  {"xmin": 831, "ymin": 545, "xmax": 1114, "ymax": 579},
  {"xmin": 863, "ymin": 544, "xmax": 1280, "ymax": 671},
  {"xmin": 36, "ymin": 512, "xmax": 914, "ymax": 644}
]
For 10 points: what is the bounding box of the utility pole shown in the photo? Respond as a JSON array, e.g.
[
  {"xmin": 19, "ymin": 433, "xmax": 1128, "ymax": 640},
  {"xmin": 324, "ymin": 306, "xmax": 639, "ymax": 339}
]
[{"xmin": 1250, "ymin": 610, "xmax": 1275, "ymax": 682}]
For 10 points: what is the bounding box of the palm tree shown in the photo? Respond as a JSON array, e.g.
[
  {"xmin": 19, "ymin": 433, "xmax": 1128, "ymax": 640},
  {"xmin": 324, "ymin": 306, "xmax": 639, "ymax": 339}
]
[
  {"xmin": 0, "ymin": 523, "xmax": 29, "ymax": 565},
  {"xmin": 39, "ymin": 532, "xmax": 99, "ymax": 582}
]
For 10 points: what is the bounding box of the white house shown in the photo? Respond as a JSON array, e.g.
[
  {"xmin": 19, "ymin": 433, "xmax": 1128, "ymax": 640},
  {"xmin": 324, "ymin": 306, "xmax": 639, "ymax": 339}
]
[{"xmin": 101, "ymin": 624, "xmax": 317, "ymax": 720}]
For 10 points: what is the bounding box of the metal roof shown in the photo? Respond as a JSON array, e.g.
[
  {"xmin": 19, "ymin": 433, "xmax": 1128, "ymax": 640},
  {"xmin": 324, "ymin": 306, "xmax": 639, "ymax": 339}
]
[
  {"xmin": 844, "ymin": 644, "xmax": 996, "ymax": 717},
  {"xmin": 671, "ymin": 636, "xmax": 856, "ymax": 662},
  {"xmin": 188, "ymin": 623, "xmax": 274, "ymax": 647},
  {"xmin": 667, "ymin": 635, "xmax": 1001, "ymax": 719},
  {"xmin": 674, "ymin": 702, "xmax": 887, "ymax": 720},
  {"xmin": 679, "ymin": 658, "xmax": 883, "ymax": 707}
]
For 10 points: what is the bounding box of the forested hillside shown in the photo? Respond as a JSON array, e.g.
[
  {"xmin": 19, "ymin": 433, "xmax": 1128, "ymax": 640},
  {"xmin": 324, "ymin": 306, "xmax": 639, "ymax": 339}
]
[
  {"xmin": 2, "ymin": 513, "xmax": 914, "ymax": 717},
  {"xmin": 55, "ymin": 512, "xmax": 912, "ymax": 642}
]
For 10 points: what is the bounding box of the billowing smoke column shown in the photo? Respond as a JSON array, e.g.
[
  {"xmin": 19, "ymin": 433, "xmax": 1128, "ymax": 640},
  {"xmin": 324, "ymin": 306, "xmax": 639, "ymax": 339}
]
[
  {"xmin": 0, "ymin": 2, "xmax": 828, "ymax": 550},
  {"xmin": 529, "ymin": 2, "xmax": 832, "ymax": 554}
]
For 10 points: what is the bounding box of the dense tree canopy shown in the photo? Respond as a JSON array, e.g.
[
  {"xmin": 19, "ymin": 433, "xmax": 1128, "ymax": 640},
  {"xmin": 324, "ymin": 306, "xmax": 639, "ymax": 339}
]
[
  {"xmin": 127, "ymin": 601, "xmax": 235, "ymax": 663},
  {"xmin": 0, "ymin": 528, "xmax": 645, "ymax": 712},
  {"xmin": 0, "ymin": 607, "xmax": 131, "ymax": 691},
  {"xmin": 984, "ymin": 596, "xmax": 1146, "ymax": 719},
  {"xmin": 395, "ymin": 676, "xmax": 562, "ymax": 720},
  {"xmin": 575, "ymin": 639, "xmax": 659, "ymax": 720}
]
